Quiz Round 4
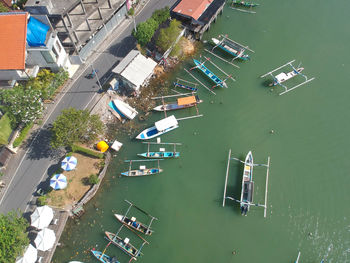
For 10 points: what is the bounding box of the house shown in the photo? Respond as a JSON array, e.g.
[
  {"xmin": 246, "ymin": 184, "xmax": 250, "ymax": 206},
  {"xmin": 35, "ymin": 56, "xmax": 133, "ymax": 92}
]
[{"xmin": 170, "ymin": 0, "xmax": 225, "ymax": 40}]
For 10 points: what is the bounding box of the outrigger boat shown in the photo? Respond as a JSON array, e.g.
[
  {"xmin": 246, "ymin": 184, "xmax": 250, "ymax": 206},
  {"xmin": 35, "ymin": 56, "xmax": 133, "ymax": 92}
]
[
  {"xmin": 211, "ymin": 38, "xmax": 250, "ymax": 61},
  {"xmin": 121, "ymin": 159, "xmax": 163, "ymax": 177},
  {"xmin": 105, "ymin": 232, "xmax": 141, "ymax": 259},
  {"xmin": 231, "ymin": 0, "xmax": 259, "ymax": 8},
  {"xmin": 138, "ymin": 141, "xmax": 181, "ymax": 159},
  {"xmin": 153, "ymin": 95, "xmax": 202, "ymax": 112},
  {"xmin": 91, "ymin": 250, "xmax": 119, "ymax": 263},
  {"xmin": 112, "ymin": 98, "xmax": 138, "ymax": 120},
  {"xmin": 192, "ymin": 59, "xmax": 227, "ymax": 88},
  {"xmin": 269, "ymin": 68, "xmax": 304, "ymax": 87},
  {"xmin": 240, "ymin": 151, "xmax": 254, "ymax": 215},
  {"xmin": 114, "ymin": 214, "xmax": 153, "ymax": 235},
  {"xmin": 136, "ymin": 115, "xmax": 179, "ymax": 140},
  {"xmin": 173, "ymin": 82, "xmax": 198, "ymax": 92}
]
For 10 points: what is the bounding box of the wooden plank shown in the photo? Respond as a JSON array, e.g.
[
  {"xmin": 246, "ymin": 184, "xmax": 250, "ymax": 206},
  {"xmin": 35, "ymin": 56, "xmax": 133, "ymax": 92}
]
[
  {"xmin": 264, "ymin": 156, "xmax": 270, "ymax": 218},
  {"xmin": 184, "ymin": 68, "xmax": 216, "ymax": 95},
  {"xmin": 223, "ymin": 149, "xmax": 232, "ymax": 207}
]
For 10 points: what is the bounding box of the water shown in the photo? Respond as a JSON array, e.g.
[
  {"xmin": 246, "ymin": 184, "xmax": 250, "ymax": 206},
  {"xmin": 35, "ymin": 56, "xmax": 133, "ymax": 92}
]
[{"xmin": 53, "ymin": 0, "xmax": 350, "ymax": 262}]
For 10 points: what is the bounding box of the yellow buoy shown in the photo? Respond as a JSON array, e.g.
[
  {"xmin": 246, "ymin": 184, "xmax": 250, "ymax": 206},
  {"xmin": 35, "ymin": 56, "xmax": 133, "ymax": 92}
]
[{"xmin": 96, "ymin": 141, "xmax": 109, "ymax": 152}]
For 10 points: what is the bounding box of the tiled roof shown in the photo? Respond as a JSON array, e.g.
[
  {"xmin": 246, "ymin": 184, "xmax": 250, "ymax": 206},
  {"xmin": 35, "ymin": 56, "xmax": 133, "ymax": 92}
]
[
  {"xmin": 0, "ymin": 12, "xmax": 27, "ymax": 70},
  {"xmin": 172, "ymin": 0, "xmax": 212, "ymax": 20}
]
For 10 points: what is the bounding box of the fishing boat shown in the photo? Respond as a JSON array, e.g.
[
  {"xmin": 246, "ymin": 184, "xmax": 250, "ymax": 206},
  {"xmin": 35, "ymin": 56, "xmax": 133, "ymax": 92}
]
[
  {"xmin": 270, "ymin": 68, "xmax": 304, "ymax": 86},
  {"xmin": 114, "ymin": 214, "xmax": 153, "ymax": 235},
  {"xmin": 193, "ymin": 59, "xmax": 227, "ymax": 88},
  {"xmin": 153, "ymin": 95, "xmax": 202, "ymax": 112},
  {"xmin": 240, "ymin": 151, "xmax": 254, "ymax": 215},
  {"xmin": 105, "ymin": 232, "xmax": 141, "ymax": 259},
  {"xmin": 112, "ymin": 98, "xmax": 138, "ymax": 120},
  {"xmin": 138, "ymin": 151, "xmax": 179, "ymax": 159},
  {"xmin": 91, "ymin": 250, "xmax": 120, "ymax": 263},
  {"xmin": 231, "ymin": 0, "xmax": 259, "ymax": 8},
  {"xmin": 173, "ymin": 82, "xmax": 198, "ymax": 92},
  {"xmin": 121, "ymin": 166, "xmax": 162, "ymax": 176},
  {"xmin": 136, "ymin": 115, "xmax": 179, "ymax": 140},
  {"xmin": 211, "ymin": 38, "xmax": 250, "ymax": 61}
]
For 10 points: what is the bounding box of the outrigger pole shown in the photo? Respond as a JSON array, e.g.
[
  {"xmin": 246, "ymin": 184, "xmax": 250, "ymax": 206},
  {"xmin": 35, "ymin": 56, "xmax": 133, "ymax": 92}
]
[
  {"xmin": 219, "ymin": 34, "xmax": 255, "ymax": 53},
  {"xmin": 222, "ymin": 149, "xmax": 232, "ymax": 207},
  {"xmin": 203, "ymin": 55, "xmax": 235, "ymax": 82},
  {"xmin": 204, "ymin": 48, "xmax": 240, "ymax": 68},
  {"xmin": 260, "ymin": 60, "xmax": 296, "ymax": 78}
]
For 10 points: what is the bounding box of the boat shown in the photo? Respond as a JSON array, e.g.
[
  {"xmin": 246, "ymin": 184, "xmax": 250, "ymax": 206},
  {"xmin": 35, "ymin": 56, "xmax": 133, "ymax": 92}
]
[
  {"xmin": 121, "ymin": 165, "xmax": 163, "ymax": 176},
  {"xmin": 112, "ymin": 98, "xmax": 138, "ymax": 120},
  {"xmin": 136, "ymin": 115, "xmax": 179, "ymax": 140},
  {"xmin": 105, "ymin": 231, "xmax": 141, "ymax": 259},
  {"xmin": 91, "ymin": 250, "xmax": 120, "ymax": 263},
  {"xmin": 114, "ymin": 213, "xmax": 153, "ymax": 235},
  {"xmin": 138, "ymin": 151, "xmax": 179, "ymax": 159},
  {"xmin": 193, "ymin": 59, "xmax": 227, "ymax": 88},
  {"xmin": 231, "ymin": 0, "xmax": 259, "ymax": 8},
  {"xmin": 240, "ymin": 151, "xmax": 254, "ymax": 215},
  {"xmin": 153, "ymin": 95, "xmax": 202, "ymax": 112},
  {"xmin": 211, "ymin": 38, "xmax": 250, "ymax": 61},
  {"xmin": 173, "ymin": 82, "xmax": 198, "ymax": 92},
  {"xmin": 270, "ymin": 68, "xmax": 304, "ymax": 86}
]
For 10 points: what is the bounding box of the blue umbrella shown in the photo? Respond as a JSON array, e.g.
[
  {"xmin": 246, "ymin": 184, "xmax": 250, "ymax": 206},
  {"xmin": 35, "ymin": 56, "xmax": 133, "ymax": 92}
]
[
  {"xmin": 50, "ymin": 174, "xmax": 67, "ymax": 190},
  {"xmin": 61, "ymin": 156, "xmax": 77, "ymax": 171}
]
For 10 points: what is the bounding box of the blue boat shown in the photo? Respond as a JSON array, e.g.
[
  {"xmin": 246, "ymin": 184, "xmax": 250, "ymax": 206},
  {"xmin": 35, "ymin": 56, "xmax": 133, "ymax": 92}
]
[
  {"xmin": 121, "ymin": 167, "xmax": 162, "ymax": 176},
  {"xmin": 136, "ymin": 115, "xmax": 179, "ymax": 140},
  {"xmin": 138, "ymin": 151, "xmax": 180, "ymax": 159},
  {"xmin": 173, "ymin": 82, "xmax": 198, "ymax": 92},
  {"xmin": 91, "ymin": 250, "xmax": 119, "ymax": 263},
  {"xmin": 211, "ymin": 38, "xmax": 250, "ymax": 61},
  {"xmin": 193, "ymin": 59, "xmax": 227, "ymax": 88}
]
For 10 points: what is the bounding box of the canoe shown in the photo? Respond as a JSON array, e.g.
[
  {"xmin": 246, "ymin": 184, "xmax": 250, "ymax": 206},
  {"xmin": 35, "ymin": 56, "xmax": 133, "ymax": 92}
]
[
  {"xmin": 271, "ymin": 68, "xmax": 304, "ymax": 86},
  {"xmin": 136, "ymin": 115, "xmax": 179, "ymax": 140},
  {"xmin": 112, "ymin": 99, "xmax": 138, "ymax": 120},
  {"xmin": 211, "ymin": 38, "xmax": 250, "ymax": 61},
  {"xmin": 240, "ymin": 151, "xmax": 254, "ymax": 215},
  {"xmin": 121, "ymin": 167, "xmax": 163, "ymax": 176},
  {"xmin": 91, "ymin": 250, "xmax": 120, "ymax": 263},
  {"xmin": 173, "ymin": 82, "xmax": 198, "ymax": 92},
  {"xmin": 137, "ymin": 151, "xmax": 180, "ymax": 159},
  {"xmin": 114, "ymin": 213, "xmax": 153, "ymax": 235},
  {"xmin": 232, "ymin": 0, "xmax": 259, "ymax": 7},
  {"xmin": 193, "ymin": 59, "xmax": 227, "ymax": 88},
  {"xmin": 153, "ymin": 95, "xmax": 202, "ymax": 112},
  {"xmin": 105, "ymin": 231, "xmax": 141, "ymax": 259}
]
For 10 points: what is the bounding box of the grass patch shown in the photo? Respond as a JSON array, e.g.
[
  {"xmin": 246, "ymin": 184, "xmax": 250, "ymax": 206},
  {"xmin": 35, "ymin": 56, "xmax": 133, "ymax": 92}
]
[
  {"xmin": 71, "ymin": 144, "xmax": 104, "ymax": 159},
  {"xmin": 12, "ymin": 122, "xmax": 34, "ymax": 148},
  {"xmin": 0, "ymin": 113, "xmax": 13, "ymax": 146}
]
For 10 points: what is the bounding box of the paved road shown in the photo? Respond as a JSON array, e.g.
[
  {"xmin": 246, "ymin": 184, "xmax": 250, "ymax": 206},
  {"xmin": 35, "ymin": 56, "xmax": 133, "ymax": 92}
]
[{"xmin": 0, "ymin": 0, "xmax": 176, "ymax": 214}]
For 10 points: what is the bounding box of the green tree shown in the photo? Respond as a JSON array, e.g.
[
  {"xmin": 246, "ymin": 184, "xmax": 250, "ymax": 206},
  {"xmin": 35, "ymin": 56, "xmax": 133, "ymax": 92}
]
[
  {"xmin": 51, "ymin": 108, "xmax": 104, "ymax": 148},
  {"xmin": 0, "ymin": 2, "xmax": 9, "ymax": 12},
  {"xmin": 0, "ymin": 85, "xmax": 43, "ymax": 126},
  {"xmin": 156, "ymin": 19, "xmax": 182, "ymax": 52},
  {"xmin": 151, "ymin": 7, "xmax": 170, "ymax": 24},
  {"xmin": 0, "ymin": 211, "xmax": 29, "ymax": 262},
  {"xmin": 88, "ymin": 174, "xmax": 99, "ymax": 185},
  {"xmin": 133, "ymin": 18, "xmax": 158, "ymax": 46}
]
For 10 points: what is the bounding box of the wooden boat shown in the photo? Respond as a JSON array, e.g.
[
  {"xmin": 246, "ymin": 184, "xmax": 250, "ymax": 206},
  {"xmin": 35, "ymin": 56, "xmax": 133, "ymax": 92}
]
[
  {"xmin": 136, "ymin": 115, "xmax": 179, "ymax": 140},
  {"xmin": 173, "ymin": 82, "xmax": 198, "ymax": 92},
  {"xmin": 121, "ymin": 166, "xmax": 163, "ymax": 176},
  {"xmin": 211, "ymin": 38, "xmax": 250, "ymax": 61},
  {"xmin": 138, "ymin": 151, "xmax": 179, "ymax": 159},
  {"xmin": 153, "ymin": 95, "xmax": 202, "ymax": 112},
  {"xmin": 270, "ymin": 68, "xmax": 304, "ymax": 86},
  {"xmin": 114, "ymin": 213, "xmax": 153, "ymax": 235},
  {"xmin": 91, "ymin": 250, "xmax": 120, "ymax": 263},
  {"xmin": 232, "ymin": 0, "xmax": 259, "ymax": 8},
  {"xmin": 105, "ymin": 231, "xmax": 141, "ymax": 259},
  {"xmin": 240, "ymin": 151, "xmax": 254, "ymax": 215},
  {"xmin": 112, "ymin": 99, "xmax": 138, "ymax": 120},
  {"xmin": 193, "ymin": 59, "xmax": 227, "ymax": 88}
]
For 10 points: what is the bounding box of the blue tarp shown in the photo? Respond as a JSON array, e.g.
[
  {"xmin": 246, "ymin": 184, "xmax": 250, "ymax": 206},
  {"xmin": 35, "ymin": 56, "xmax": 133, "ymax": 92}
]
[{"xmin": 26, "ymin": 17, "xmax": 49, "ymax": 47}]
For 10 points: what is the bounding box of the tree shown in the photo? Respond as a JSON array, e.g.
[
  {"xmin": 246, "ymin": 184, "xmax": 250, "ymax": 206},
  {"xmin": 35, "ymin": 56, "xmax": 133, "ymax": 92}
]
[
  {"xmin": 151, "ymin": 7, "xmax": 170, "ymax": 24},
  {"xmin": 51, "ymin": 108, "xmax": 104, "ymax": 148},
  {"xmin": 0, "ymin": 2, "xmax": 9, "ymax": 12},
  {"xmin": 156, "ymin": 19, "xmax": 182, "ymax": 52},
  {"xmin": 88, "ymin": 174, "xmax": 99, "ymax": 185},
  {"xmin": 0, "ymin": 85, "xmax": 43, "ymax": 126},
  {"xmin": 0, "ymin": 211, "xmax": 29, "ymax": 262},
  {"xmin": 133, "ymin": 18, "xmax": 158, "ymax": 46}
]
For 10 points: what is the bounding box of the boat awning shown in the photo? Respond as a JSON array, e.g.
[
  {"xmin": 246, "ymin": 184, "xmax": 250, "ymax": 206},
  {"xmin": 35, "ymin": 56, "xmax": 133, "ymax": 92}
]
[
  {"xmin": 275, "ymin": 72, "xmax": 287, "ymax": 82},
  {"xmin": 155, "ymin": 115, "xmax": 178, "ymax": 131},
  {"xmin": 177, "ymin": 96, "xmax": 196, "ymax": 105}
]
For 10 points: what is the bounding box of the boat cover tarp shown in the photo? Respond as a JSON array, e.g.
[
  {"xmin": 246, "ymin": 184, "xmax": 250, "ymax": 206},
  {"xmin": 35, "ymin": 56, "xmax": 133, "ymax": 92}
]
[
  {"xmin": 155, "ymin": 115, "xmax": 178, "ymax": 131},
  {"xmin": 27, "ymin": 17, "xmax": 49, "ymax": 47},
  {"xmin": 177, "ymin": 96, "xmax": 196, "ymax": 105}
]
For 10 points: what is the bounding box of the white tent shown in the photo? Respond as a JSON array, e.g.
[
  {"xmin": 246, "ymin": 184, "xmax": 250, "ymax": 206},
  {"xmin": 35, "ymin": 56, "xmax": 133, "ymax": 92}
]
[
  {"xmin": 16, "ymin": 244, "xmax": 37, "ymax": 263},
  {"xmin": 155, "ymin": 115, "xmax": 178, "ymax": 132},
  {"xmin": 31, "ymin": 205, "xmax": 54, "ymax": 229},
  {"xmin": 34, "ymin": 228, "xmax": 56, "ymax": 251}
]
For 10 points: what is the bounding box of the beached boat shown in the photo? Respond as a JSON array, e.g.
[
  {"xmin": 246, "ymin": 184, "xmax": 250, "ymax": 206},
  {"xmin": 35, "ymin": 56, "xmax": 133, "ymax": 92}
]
[
  {"xmin": 211, "ymin": 38, "xmax": 250, "ymax": 61},
  {"xmin": 105, "ymin": 232, "xmax": 141, "ymax": 259},
  {"xmin": 232, "ymin": 0, "xmax": 259, "ymax": 8},
  {"xmin": 91, "ymin": 250, "xmax": 120, "ymax": 263},
  {"xmin": 240, "ymin": 151, "xmax": 254, "ymax": 215},
  {"xmin": 173, "ymin": 82, "xmax": 198, "ymax": 92},
  {"xmin": 112, "ymin": 99, "xmax": 138, "ymax": 120},
  {"xmin": 193, "ymin": 59, "xmax": 227, "ymax": 88},
  {"xmin": 114, "ymin": 213, "xmax": 153, "ymax": 235},
  {"xmin": 121, "ymin": 166, "xmax": 163, "ymax": 176},
  {"xmin": 153, "ymin": 95, "xmax": 202, "ymax": 112},
  {"xmin": 136, "ymin": 115, "xmax": 179, "ymax": 140},
  {"xmin": 270, "ymin": 68, "xmax": 304, "ymax": 86},
  {"xmin": 138, "ymin": 151, "xmax": 179, "ymax": 159}
]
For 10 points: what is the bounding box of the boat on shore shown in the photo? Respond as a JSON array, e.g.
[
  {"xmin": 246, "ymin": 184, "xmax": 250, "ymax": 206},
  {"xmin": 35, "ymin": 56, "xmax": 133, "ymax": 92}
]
[
  {"xmin": 231, "ymin": 0, "xmax": 259, "ymax": 8},
  {"xmin": 270, "ymin": 68, "xmax": 304, "ymax": 86},
  {"xmin": 211, "ymin": 38, "xmax": 250, "ymax": 61},
  {"xmin": 105, "ymin": 232, "xmax": 141, "ymax": 259},
  {"xmin": 121, "ymin": 166, "xmax": 163, "ymax": 176},
  {"xmin": 112, "ymin": 98, "xmax": 138, "ymax": 120},
  {"xmin": 240, "ymin": 151, "xmax": 254, "ymax": 215},
  {"xmin": 136, "ymin": 115, "xmax": 179, "ymax": 140},
  {"xmin": 153, "ymin": 95, "xmax": 202, "ymax": 112},
  {"xmin": 138, "ymin": 151, "xmax": 179, "ymax": 159},
  {"xmin": 173, "ymin": 82, "xmax": 198, "ymax": 92},
  {"xmin": 114, "ymin": 213, "xmax": 153, "ymax": 235},
  {"xmin": 91, "ymin": 250, "xmax": 120, "ymax": 263},
  {"xmin": 193, "ymin": 59, "xmax": 227, "ymax": 88}
]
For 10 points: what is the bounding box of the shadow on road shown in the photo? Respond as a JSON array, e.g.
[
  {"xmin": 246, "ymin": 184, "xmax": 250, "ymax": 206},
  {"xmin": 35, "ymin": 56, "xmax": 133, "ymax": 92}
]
[{"xmin": 107, "ymin": 35, "xmax": 137, "ymax": 57}]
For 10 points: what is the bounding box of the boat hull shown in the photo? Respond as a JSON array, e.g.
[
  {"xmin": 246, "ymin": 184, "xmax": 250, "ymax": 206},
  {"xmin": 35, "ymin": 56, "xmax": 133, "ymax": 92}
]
[
  {"xmin": 114, "ymin": 214, "xmax": 153, "ymax": 235},
  {"xmin": 173, "ymin": 82, "xmax": 198, "ymax": 92},
  {"xmin": 91, "ymin": 250, "xmax": 119, "ymax": 263},
  {"xmin": 240, "ymin": 151, "xmax": 254, "ymax": 215},
  {"xmin": 137, "ymin": 152, "xmax": 180, "ymax": 159},
  {"xmin": 211, "ymin": 38, "xmax": 250, "ymax": 61},
  {"xmin": 113, "ymin": 99, "xmax": 138, "ymax": 120},
  {"xmin": 232, "ymin": 1, "xmax": 259, "ymax": 8},
  {"xmin": 153, "ymin": 100, "xmax": 203, "ymax": 112},
  {"xmin": 105, "ymin": 231, "xmax": 140, "ymax": 259},
  {"xmin": 136, "ymin": 125, "xmax": 178, "ymax": 140},
  {"xmin": 121, "ymin": 168, "xmax": 163, "ymax": 176},
  {"xmin": 193, "ymin": 59, "xmax": 227, "ymax": 88}
]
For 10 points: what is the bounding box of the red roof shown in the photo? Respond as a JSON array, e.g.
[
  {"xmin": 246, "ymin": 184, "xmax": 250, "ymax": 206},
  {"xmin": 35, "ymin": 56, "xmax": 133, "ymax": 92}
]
[
  {"xmin": 0, "ymin": 12, "xmax": 27, "ymax": 70},
  {"xmin": 173, "ymin": 0, "xmax": 212, "ymax": 20}
]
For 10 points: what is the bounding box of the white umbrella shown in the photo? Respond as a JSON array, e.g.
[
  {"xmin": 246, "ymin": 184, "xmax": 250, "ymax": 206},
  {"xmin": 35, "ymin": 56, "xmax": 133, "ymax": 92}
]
[
  {"xmin": 50, "ymin": 174, "xmax": 67, "ymax": 190},
  {"xmin": 34, "ymin": 228, "xmax": 56, "ymax": 251},
  {"xmin": 30, "ymin": 205, "xmax": 54, "ymax": 229},
  {"xmin": 16, "ymin": 244, "xmax": 37, "ymax": 263},
  {"xmin": 61, "ymin": 156, "xmax": 78, "ymax": 171}
]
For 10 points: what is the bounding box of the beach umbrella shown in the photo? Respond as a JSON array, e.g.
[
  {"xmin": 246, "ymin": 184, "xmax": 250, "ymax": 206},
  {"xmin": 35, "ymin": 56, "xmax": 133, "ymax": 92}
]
[
  {"xmin": 34, "ymin": 228, "xmax": 56, "ymax": 251},
  {"xmin": 16, "ymin": 244, "xmax": 37, "ymax": 263},
  {"xmin": 30, "ymin": 205, "xmax": 54, "ymax": 229},
  {"xmin": 61, "ymin": 156, "xmax": 77, "ymax": 171},
  {"xmin": 50, "ymin": 174, "xmax": 67, "ymax": 190}
]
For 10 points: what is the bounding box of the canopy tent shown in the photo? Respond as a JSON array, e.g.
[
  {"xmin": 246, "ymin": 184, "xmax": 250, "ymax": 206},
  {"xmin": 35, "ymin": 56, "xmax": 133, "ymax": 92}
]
[
  {"xmin": 26, "ymin": 17, "xmax": 49, "ymax": 47},
  {"xmin": 61, "ymin": 156, "xmax": 77, "ymax": 171},
  {"xmin": 30, "ymin": 205, "xmax": 53, "ymax": 229},
  {"xmin": 155, "ymin": 115, "xmax": 178, "ymax": 132},
  {"xmin": 50, "ymin": 174, "xmax": 67, "ymax": 190},
  {"xmin": 34, "ymin": 228, "xmax": 56, "ymax": 251},
  {"xmin": 177, "ymin": 96, "xmax": 196, "ymax": 105},
  {"xmin": 16, "ymin": 244, "xmax": 37, "ymax": 263}
]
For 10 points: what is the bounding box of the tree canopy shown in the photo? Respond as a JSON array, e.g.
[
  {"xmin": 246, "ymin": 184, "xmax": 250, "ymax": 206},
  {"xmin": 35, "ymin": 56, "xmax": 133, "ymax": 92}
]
[
  {"xmin": 0, "ymin": 211, "xmax": 29, "ymax": 262},
  {"xmin": 51, "ymin": 107, "xmax": 104, "ymax": 148},
  {"xmin": 156, "ymin": 19, "xmax": 182, "ymax": 52},
  {"xmin": 151, "ymin": 7, "xmax": 170, "ymax": 24}
]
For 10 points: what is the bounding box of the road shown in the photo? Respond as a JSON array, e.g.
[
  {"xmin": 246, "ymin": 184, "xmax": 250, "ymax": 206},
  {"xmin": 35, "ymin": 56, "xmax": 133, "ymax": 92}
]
[{"xmin": 0, "ymin": 0, "xmax": 177, "ymax": 214}]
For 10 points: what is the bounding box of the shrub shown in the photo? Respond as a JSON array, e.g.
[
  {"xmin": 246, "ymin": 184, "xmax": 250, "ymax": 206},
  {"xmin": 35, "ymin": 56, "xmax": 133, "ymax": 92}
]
[
  {"xmin": 88, "ymin": 174, "xmax": 99, "ymax": 185},
  {"xmin": 37, "ymin": 195, "xmax": 47, "ymax": 206},
  {"xmin": 71, "ymin": 144, "xmax": 104, "ymax": 159},
  {"xmin": 128, "ymin": 7, "xmax": 135, "ymax": 16},
  {"xmin": 151, "ymin": 7, "xmax": 170, "ymax": 24},
  {"xmin": 12, "ymin": 122, "xmax": 34, "ymax": 148}
]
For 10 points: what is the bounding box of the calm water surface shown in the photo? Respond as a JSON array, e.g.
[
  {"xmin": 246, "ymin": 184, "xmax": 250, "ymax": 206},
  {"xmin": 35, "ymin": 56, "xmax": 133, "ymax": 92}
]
[{"xmin": 53, "ymin": 0, "xmax": 350, "ymax": 262}]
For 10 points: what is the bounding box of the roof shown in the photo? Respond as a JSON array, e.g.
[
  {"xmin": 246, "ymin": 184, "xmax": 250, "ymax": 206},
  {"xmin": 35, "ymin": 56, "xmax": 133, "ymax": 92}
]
[
  {"xmin": 155, "ymin": 115, "xmax": 178, "ymax": 131},
  {"xmin": 0, "ymin": 12, "xmax": 27, "ymax": 70},
  {"xmin": 172, "ymin": 0, "xmax": 212, "ymax": 20},
  {"xmin": 177, "ymin": 96, "xmax": 196, "ymax": 106}
]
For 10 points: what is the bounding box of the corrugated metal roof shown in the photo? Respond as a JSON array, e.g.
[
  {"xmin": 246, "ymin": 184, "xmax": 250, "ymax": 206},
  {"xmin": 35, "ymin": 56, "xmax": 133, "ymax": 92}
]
[
  {"xmin": 172, "ymin": 0, "xmax": 212, "ymax": 20},
  {"xmin": 155, "ymin": 115, "xmax": 178, "ymax": 131}
]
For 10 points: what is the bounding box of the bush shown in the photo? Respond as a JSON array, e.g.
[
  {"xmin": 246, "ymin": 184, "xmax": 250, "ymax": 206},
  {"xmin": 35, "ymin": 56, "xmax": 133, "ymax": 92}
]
[
  {"xmin": 128, "ymin": 7, "xmax": 135, "ymax": 16},
  {"xmin": 88, "ymin": 174, "xmax": 99, "ymax": 185},
  {"xmin": 151, "ymin": 7, "xmax": 170, "ymax": 24},
  {"xmin": 71, "ymin": 144, "xmax": 104, "ymax": 159},
  {"xmin": 37, "ymin": 195, "xmax": 47, "ymax": 206},
  {"xmin": 12, "ymin": 122, "xmax": 34, "ymax": 148},
  {"xmin": 156, "ymin": 19, "xmax": 182, "ymax": 52}
]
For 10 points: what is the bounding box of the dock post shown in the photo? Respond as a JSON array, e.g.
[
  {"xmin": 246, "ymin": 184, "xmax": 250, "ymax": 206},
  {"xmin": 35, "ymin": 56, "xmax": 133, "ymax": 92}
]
[
  {"xmin": 222, "ymin": 149, "xmax": 232, "ymax": 207},
  {"xmin": 263, "ymin": 156, "xmax": 271, "ymax": 218}
]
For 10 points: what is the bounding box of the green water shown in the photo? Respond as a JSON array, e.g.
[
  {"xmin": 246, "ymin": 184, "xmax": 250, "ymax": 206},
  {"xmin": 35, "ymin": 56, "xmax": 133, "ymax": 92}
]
[{"xmin": 53, "ymin": 1, "xmax": 350, "ymax": 262}]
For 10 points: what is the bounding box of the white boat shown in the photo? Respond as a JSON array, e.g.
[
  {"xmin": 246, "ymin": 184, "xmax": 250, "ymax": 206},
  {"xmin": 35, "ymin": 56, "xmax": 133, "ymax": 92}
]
[
  {"xmin": 272, "ymin": 68, "xmax": 304, "ymax": 86},
  {"xmin": 112, "ymin": 99, "xmax": 138, "ymax": 120},
  {"xmin": 240, "ymin": 151, "xmax": 254, "ymax": 216},
  {"xmin": 136, "ymin": 115, "xmax": 179, "ymax": 140}
]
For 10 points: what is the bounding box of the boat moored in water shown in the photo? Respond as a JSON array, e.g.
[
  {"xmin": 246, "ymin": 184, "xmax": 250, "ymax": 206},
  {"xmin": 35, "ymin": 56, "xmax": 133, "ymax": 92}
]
[
  {"xmin": 105, "ymin": 232, "xmax": 141, "ymax": 259},
  {"xmin": 136, "ymin": 115, "xmax": 179, "ymax": 140},
  {"xmin": 211, "ymin": 38, "xmax": 250, "ymax": 61},
  {"xmin": 193, "ymin": 59, "xmax": 227, "ymax": 88},
  {"xmin": 121, "ymin": 166, "xmax": 163, "ymax": 176},
  {"xmin": 91, "ymin": 250, "xmax": 120, "ymax": 263},
  {"xmin": 240, "ymin": 151, "xmax": 254, "ymax": 215},
  {"xmin": 138, "ymin": 151, "xmax": 179, "ymax": 159},
  {"xmin": 153, "ymin": 95, "xmax": 202, "ymax": 112},
  {"xmin": 114, "ymin": 213, "xmax": 153, "ymax": 235},
  {"xmin": 231, "ymin": 0, "xmax": 259, "ymax": 8},
  {"xmin": 270, "ymin": 68, "xmax": 304, "ymax": 86}
]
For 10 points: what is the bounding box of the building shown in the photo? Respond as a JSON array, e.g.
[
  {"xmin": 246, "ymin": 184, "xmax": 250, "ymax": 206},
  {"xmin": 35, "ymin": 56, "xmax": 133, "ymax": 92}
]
[
  {"xmin": 170, "ymin": 0, "xmax": 225, "ymax": 40},
  {"xmin": 25, "ymin": 0, "xmax": 128, "ymax": 63}
]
